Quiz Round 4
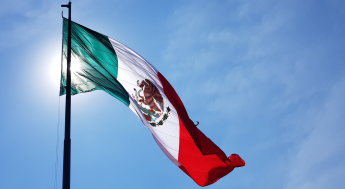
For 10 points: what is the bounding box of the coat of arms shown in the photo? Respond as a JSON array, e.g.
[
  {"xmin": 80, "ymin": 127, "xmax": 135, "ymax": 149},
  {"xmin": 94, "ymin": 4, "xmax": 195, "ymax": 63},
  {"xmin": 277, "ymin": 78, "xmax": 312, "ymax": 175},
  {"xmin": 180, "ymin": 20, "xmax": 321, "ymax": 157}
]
[{"xmin": 132, "ymin": 79, "xmax": 170, "ymax": 127}]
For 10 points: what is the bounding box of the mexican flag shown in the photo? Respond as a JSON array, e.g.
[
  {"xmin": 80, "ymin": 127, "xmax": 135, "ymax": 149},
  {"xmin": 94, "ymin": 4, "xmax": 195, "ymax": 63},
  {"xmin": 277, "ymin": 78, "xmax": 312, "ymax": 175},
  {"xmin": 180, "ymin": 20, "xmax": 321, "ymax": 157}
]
[{"xmin": 60, "ymin": 18, "xmax": 245, "ymax": 186}]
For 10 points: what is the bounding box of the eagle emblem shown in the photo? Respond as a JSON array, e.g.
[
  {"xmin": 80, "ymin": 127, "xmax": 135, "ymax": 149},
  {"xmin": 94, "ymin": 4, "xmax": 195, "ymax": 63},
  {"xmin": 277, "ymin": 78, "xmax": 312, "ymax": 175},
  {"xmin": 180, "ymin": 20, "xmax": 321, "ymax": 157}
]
[{"xmin": 132, "ymin": 79, "xmax": 170, "ymax": 127}]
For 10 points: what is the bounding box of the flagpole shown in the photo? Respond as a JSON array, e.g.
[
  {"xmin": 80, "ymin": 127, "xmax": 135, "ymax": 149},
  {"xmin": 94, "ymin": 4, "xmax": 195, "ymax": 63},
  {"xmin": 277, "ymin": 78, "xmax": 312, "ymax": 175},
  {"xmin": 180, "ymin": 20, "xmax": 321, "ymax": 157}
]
[{"xmin": 61, "ymin": 2, "xmax": 72, "ymax": 189}]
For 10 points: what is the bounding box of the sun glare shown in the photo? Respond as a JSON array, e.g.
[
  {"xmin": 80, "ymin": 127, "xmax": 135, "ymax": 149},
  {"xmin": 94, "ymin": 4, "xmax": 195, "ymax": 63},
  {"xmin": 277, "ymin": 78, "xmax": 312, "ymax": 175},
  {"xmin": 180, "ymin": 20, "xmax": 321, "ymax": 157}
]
[
  {"xmin": 50, "ymin": 55, "xmax": 82, "ymax": 86},
  {"xmin": 70, "ymin": 56, "xmax": 82, "ymax": 73},
  {"xmin": 50, "ymin": 55, "xmax": 61, "ymax": 86}
]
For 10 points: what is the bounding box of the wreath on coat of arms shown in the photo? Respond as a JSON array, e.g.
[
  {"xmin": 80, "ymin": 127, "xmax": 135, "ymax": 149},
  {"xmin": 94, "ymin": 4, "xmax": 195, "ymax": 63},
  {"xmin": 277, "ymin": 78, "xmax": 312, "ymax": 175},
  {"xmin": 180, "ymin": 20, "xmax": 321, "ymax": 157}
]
[{"xmin": 132, "ymin": 79, "xmax": 170, "ymax": 127}]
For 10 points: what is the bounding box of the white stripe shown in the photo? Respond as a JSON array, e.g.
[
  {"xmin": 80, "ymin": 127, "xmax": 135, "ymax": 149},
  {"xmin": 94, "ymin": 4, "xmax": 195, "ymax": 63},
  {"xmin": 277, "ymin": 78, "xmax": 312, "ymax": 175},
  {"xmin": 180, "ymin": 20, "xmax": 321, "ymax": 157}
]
[{"xmin": 109, "ymin": 38, "xmax": 180, "ymax": 163}]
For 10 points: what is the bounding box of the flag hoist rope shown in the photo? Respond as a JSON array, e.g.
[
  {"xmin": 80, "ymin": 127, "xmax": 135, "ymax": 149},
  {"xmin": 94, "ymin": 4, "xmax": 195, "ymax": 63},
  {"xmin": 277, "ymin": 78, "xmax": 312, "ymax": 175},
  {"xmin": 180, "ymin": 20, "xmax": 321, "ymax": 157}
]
[{"xmin": 61, "ymin": 2, "xmax": 72, "ymax": 189}]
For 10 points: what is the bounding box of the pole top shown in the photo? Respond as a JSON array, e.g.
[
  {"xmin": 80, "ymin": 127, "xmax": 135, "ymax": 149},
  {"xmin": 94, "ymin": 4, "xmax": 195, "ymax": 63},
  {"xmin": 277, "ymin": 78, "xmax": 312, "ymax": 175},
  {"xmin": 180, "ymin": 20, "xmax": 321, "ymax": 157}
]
[{"xmin": 61, "ymin": 1, "xmax": 71, "ymax": 8}]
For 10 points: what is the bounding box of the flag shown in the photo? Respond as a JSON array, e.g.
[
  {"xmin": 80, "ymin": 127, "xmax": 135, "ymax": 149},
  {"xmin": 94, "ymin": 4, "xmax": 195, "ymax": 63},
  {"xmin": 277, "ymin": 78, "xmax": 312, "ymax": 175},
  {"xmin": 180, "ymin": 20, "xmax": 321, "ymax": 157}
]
[{"xmin": 60, "ymin": 18, "xmax": 245, "ymax": 186}]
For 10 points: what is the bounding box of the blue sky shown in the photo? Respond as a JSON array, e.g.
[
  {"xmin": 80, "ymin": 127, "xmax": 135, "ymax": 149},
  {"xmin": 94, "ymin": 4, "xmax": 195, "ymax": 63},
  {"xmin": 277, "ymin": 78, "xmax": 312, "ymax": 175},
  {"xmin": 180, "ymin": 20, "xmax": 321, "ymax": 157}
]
[{"xmin": 1, "ymin": 0, "xmax": 345, "ymax": 188}]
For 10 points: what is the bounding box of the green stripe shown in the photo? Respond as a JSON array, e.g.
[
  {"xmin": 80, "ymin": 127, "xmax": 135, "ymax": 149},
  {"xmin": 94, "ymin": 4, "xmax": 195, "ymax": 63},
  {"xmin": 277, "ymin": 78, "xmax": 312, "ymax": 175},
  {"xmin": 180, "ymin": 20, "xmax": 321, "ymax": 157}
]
[{"xmin": 60, "ymin": 18, "xmax": 130, "ymax": 106}]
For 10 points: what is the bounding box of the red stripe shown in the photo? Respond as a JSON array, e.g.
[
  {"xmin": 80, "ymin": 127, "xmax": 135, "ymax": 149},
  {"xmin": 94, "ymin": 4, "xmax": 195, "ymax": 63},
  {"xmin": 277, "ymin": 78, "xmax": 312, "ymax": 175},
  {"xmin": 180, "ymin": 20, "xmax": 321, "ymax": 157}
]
[{"xmin": 157, "ymin": 72, "xmax": 245, "ymax": 186}]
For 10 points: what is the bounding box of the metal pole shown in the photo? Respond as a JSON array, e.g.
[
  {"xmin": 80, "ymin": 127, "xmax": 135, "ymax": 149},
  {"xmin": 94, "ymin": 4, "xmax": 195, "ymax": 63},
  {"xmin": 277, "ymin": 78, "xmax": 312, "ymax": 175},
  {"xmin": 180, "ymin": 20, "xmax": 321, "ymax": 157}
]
[{"xmin": 61, "ymin": 2, "xmax": 72, "ymax": 189}]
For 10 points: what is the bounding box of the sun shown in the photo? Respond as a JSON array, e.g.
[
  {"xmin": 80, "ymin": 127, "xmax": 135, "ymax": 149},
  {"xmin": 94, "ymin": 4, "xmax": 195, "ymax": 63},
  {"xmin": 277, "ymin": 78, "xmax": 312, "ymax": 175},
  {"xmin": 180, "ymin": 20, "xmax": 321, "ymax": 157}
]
[{"xmin": 50, "ymin": 55, "xmax": 82, "ymax": 86}]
